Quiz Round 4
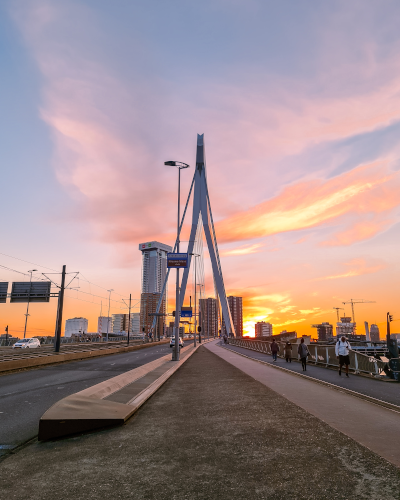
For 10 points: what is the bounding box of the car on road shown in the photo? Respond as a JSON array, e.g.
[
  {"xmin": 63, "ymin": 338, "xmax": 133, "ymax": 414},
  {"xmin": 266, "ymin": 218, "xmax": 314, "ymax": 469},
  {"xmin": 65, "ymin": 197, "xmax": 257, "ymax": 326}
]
[
  {"xmin": 170, "ymin": 337, "xmax": 184, "ymax": 348},
  {"xmin": 12, "ymin": 338, "xmax": 41, "ymax": 349}
]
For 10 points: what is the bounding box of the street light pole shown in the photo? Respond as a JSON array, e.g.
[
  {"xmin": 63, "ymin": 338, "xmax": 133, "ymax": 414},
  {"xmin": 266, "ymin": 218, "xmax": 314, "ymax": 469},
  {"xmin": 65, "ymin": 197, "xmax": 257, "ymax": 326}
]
[
  {"xmin": 165, "ymin": 160, "xmax": 190, "ymax": 361},
  {"xmin": 106, "ymin": 289, "xmax": 113, "ymax": 342},
  {"xmin": 189, "ymin": 253, "xmax": 200, "ymax": 348},
  {"xmin": 23, "ymin": 269, "xmax": 37, "ymax": 338}
]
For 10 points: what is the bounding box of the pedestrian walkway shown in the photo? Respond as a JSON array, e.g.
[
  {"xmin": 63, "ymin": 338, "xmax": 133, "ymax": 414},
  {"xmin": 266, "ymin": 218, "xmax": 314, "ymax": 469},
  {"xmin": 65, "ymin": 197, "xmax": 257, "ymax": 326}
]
[
  {"xmin": 224, "ymin": 342, "xmax": 400, "ymax": 407},
  {"xmin": 1, "ymin": 343, "xmax": 399, "ymax": 500},
  {"xmin": 207, "ymin": 341, "xmax": 400, "ymax": 468}
]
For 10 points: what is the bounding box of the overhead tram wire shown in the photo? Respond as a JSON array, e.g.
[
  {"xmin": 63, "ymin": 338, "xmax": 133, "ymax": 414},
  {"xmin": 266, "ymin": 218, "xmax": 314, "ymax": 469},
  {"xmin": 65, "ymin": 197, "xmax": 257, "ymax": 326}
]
[{"xmin": 0, "ymin": 251, "xmax": 128, "ymax": 299}]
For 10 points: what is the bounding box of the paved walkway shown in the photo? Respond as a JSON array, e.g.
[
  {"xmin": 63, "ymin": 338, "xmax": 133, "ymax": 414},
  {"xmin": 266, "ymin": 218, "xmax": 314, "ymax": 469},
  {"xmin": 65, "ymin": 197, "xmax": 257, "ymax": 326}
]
[
  {"xmin": 208, "ymin": 341, "xmax": 400, "ymax": 468},
  {"xmin": 225, "ymin": 342, "xmax": 400, "ymax": 406},
  {"xmin": 1, "ymin": 342, "xmax": 399, "ymax": 499}
]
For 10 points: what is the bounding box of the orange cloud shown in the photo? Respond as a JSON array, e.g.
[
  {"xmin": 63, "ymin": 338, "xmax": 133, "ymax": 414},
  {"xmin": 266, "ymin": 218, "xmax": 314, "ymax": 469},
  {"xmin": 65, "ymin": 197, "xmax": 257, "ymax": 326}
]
[{"xmin": 216, "ymin": 161, "xmax": 400, "ymax": 244}]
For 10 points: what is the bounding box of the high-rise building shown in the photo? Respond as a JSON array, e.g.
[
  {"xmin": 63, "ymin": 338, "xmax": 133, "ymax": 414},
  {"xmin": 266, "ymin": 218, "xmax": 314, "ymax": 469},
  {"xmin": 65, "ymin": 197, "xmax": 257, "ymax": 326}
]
[
  {"xmin": 140, "ymin": 292, "xmax": 165, "ymax": 338},
  {"xmin": 97, "ymin": 316, "xmax": 112, "ymax": 335},
  {"xmin": 370, "ymin": 324, "xmax": 380, "ymax": 342},
  {"xmin": 312, "ymin": 322, "xmax": 333, "ymax": 341},
  {"xmin": 255, "ymin": 322, "xmax": 273, "ymax": 338},
  {"xmin": 139, "ymin": 241, "xmax": 171, "ymax": 337},
  {"xmin": 139, "ymin": 241, "xmax": 172, "ymax": 294},
  {"xmin": 222, "ymin": 296, "xmax": 243, "ymax": 337},
  {"xmin": 199, "ymin": 298, "xmax": 219, "ymax": 338},
  {"xmin": 65, "ymin": 317, "xmax": 88, "ymax": 337}
]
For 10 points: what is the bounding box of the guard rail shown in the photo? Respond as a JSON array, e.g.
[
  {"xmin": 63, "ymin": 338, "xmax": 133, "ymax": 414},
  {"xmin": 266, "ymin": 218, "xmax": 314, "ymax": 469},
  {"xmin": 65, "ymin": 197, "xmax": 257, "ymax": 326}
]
[{"xmin": 228, "ymin": 338, "xmax": 387, "ymax": 378}]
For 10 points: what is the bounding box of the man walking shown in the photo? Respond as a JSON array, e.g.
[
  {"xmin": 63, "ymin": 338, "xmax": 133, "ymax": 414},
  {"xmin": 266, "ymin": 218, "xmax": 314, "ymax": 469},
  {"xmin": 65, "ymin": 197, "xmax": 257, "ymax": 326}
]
[
  {"xmin": 335, "ymin": 336, "xmax": 352, "ymax": 377},
  {"xmin": 271, "ymin": 339, "xmax": 279, "ymax": 361},
  {"xmin": 298, "ymin": 338, "xmax": 310, "ymax": 371}
]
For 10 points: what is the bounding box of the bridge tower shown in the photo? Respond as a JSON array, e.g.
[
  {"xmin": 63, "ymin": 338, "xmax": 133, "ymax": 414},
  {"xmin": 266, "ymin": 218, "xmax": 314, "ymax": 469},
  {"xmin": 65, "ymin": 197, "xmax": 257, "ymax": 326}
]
[{"xmin": 178, "ymin": 134, "xmax": 235, "ymax": 336}]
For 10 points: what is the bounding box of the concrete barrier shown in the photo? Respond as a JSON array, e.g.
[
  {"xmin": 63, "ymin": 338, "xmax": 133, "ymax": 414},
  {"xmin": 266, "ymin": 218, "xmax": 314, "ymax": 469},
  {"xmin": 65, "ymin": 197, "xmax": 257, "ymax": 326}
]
[{"xmin": 38, "ymin": 340, "xmax": 214, "ymax": 440}]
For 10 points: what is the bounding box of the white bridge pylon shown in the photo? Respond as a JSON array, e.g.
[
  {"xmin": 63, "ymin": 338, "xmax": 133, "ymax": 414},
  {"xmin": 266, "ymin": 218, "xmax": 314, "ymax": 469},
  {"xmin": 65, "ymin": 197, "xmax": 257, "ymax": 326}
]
[
  {"xmin": 151, "ymin": 134, "xmax": 235, "ymax": 337},
  {"xmin": 178, "ymin": 134, "xmax": 235, "ymax": 336}
]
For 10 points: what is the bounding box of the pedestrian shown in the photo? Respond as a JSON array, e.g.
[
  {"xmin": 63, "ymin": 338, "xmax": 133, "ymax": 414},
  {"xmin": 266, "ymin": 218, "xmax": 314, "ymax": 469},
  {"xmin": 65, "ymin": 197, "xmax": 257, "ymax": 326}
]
[
  {"xmin": 271, "ymin": 339, "xmax": 279, "ymax": 361},
  {"xmin": 335, "ymin": 336, "xmax": 352, "ymax": 377},
  {"xmin": 298, "ymin": 338, "xmax": 310, "ymax": 371},
  {"xmin": 223, "ymin": 334, "xmax": 228, "ymax": 344},
  {"xmin": 284, "ymin": 341, "xmax": 292, "ymax": 362}
]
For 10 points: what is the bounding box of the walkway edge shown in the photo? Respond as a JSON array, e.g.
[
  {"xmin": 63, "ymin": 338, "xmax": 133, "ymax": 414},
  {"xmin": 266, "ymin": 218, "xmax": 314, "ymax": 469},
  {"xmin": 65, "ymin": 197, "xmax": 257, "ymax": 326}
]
[{"xmin": 218, "ymin": 343, "xmax": 400, "ymax": 414}]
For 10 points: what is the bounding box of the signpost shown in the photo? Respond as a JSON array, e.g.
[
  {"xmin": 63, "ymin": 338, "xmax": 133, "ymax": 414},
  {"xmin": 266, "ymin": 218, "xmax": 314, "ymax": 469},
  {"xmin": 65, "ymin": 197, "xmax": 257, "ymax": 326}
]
[{"xmin": 167, "ymin": 253, "xmax": 188, "ymax": 268}]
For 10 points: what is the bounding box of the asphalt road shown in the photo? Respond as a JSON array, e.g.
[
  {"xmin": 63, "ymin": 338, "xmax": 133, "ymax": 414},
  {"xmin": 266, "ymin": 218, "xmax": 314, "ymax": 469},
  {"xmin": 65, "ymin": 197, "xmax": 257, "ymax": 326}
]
[
  {"xmin": 0, "ymin": 341, "xmax": 193, "ymax": 453},
  {"xmin": 224, "ymin": 342, "xmax": 400, "ymax": 407}
]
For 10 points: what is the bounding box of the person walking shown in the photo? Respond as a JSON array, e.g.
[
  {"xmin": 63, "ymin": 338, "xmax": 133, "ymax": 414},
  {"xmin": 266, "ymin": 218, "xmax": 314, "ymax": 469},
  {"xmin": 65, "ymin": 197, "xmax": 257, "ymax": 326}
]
[
  {"xmin": 271, "ymin": 339, "xmax": 279, "ymax": 361},
  {"xmin": 335, "ymin": 336, "xmax": 352, "ymax": 377},
  {"xmin": 298, "ymin": 338, "xmax": 310, "ymax": 371},
  {"xmin": 284, "ymin": 341, "xmax": 292, "ymax": 362}
]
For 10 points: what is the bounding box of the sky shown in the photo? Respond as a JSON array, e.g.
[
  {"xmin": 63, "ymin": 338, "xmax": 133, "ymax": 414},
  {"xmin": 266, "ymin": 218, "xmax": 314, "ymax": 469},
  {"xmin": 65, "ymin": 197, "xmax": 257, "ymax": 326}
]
[{"xmin": 1, "ymin": 0, "xmax": 400, "ymax": 338}]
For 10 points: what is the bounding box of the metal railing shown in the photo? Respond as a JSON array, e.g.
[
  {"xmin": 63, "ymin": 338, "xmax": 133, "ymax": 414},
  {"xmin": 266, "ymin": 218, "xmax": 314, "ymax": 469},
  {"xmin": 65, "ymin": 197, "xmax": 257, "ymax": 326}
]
[{"xmin": 228, "ymin": 338, "xmax": 388, "ymax": 378}]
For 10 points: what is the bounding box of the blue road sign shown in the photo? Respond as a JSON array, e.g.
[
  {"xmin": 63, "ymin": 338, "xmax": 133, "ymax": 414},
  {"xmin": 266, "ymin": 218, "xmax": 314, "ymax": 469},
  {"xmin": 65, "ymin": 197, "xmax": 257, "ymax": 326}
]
[
  {"xmin": 167, "ymin": 253, "xmax": 188, "ymax": 268},
  {"xmin": 181, "ymin": 307, "xmax": 193, "ymax": 318}
]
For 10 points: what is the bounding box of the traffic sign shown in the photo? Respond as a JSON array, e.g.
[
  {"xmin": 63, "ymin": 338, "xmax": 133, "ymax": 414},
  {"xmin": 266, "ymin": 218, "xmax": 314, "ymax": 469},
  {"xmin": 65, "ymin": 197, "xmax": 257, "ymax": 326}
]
[
  {"xmin": 181, "ymin": 307, "xmax": 193, "ymax": 318},
  {"xmin": 167, "ymin": 253, "xmax": 188, "ymax": 268}
]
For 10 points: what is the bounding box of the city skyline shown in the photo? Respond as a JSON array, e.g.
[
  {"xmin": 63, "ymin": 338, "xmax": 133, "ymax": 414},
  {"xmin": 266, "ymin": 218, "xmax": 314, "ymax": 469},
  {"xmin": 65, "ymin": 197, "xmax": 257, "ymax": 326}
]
[{"xmin": 1, "ymin": 1, "xmax": 400, "ymax": 338}]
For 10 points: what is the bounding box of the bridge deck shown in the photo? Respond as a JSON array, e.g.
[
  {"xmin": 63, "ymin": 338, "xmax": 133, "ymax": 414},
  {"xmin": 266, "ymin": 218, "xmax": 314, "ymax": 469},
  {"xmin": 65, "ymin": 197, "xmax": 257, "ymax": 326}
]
[{"xmin": 1, "ymin": 342, "xmax": 399, "ymax": 500}]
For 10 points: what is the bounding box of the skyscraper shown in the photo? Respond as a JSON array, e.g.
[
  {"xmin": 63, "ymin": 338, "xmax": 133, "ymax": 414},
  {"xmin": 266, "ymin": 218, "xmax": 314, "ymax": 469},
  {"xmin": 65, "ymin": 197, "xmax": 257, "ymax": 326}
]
[
  {"xmin": 199, "ymin": 298, "xmax": 219, "ymax": 338},
  {"xmin": 222, "ymin": 296, "xmax": 243, "ymax": 337},
  {"xmin": 139, "ymin": 241, "xmax": 172, "ymax": 338},
  {"xmin": 139, "ymin": 241, "xmax": 172, "ymax": 294}
]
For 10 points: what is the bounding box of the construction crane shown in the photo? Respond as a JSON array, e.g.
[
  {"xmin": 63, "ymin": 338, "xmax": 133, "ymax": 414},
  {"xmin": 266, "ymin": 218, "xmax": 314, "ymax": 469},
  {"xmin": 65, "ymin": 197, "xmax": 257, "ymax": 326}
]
[
  {"xmin": 333, "ymin": 307, "xmax": 344, "ymax": 322},
  {"xmin": 342, "ymin": 299, "xmax": 376, "ymax": 324}
]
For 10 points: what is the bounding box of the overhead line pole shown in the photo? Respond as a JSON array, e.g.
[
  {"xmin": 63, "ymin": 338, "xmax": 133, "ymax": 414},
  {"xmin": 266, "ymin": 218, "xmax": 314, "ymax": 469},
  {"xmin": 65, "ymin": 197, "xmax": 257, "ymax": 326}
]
[{"xmin": 54, "ymin": 265, "xmax": 66, "ymax": 353}]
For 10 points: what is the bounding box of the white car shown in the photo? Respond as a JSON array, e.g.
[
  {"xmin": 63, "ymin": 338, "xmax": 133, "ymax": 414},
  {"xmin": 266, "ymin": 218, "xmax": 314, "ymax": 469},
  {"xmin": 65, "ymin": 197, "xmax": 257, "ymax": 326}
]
[
  {"xmin": 170, "ymin": 337, "xmax": 184, "ymax": 348},
  {"xmin": 12, "ymin": 338, "xmax": 41, "ymax": 349}
]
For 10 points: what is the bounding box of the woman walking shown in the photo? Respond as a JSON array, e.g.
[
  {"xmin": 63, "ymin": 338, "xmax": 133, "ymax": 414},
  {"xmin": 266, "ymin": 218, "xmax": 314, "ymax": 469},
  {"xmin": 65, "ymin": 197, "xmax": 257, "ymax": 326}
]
[
  {"xmin": 298, "ymin": 338, "xmax": 310, "ymax": 371},
  {"xmin": 284, "ymin": 341, "xmax": 292, "ymax": 362}
]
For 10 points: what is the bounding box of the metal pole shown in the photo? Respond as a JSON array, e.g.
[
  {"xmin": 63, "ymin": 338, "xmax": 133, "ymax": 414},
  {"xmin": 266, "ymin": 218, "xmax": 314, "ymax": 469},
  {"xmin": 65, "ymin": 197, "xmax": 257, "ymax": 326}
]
[
  {"xmin": 54, "ymin": 265, "xmax": 66, "ymax": 353},
  {"xmin": 173, "ymin": 168, "xmax": 181, "ymax": 361},
  {"xmin": 127, "ymin": 293, "xmax": 131, "ymax": 346},
  {"xmin": 194, "ymin": 257, "xmax": 197, "ymax": 348},
  {"xmin": 23, "ymin": 270, "xmax": 36, "ymax": 338},
  {"xmin": 106, "ymin": 289, "xmax": 113, "ymax": 342}
]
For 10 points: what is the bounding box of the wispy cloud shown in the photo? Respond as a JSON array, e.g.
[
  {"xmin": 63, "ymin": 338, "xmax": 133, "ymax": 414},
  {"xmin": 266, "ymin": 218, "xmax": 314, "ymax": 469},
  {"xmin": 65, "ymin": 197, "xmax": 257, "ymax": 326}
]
[
  {"xmin": 314, "ymin": 258, "xmax": 385, "ymax": 281},
  {"xmin": 216, "ymin": 161, "xmax": 400, "ymax": 245}
]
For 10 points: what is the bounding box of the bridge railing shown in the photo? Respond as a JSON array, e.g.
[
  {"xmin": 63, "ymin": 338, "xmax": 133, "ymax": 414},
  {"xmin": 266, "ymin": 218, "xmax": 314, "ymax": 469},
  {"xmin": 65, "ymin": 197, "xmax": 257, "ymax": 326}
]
[{"xmin": 227, "ymin": 338, "xmax": 387, "ymax": 377}]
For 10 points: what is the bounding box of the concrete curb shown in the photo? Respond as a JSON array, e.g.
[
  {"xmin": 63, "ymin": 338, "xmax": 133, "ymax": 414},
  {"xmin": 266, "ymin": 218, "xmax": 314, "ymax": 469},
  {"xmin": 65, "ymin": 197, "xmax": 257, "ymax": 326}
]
[
  {"xmin": 218, "ymin": 343, "xmax": 400, "ymax": 415},
  {"xmin": 38, "ymin": 340, "xmax": 214, "ymax": 440},
  {"xmin": 0, "ymin": 340, "xmax": 170, "ymax": 374}
]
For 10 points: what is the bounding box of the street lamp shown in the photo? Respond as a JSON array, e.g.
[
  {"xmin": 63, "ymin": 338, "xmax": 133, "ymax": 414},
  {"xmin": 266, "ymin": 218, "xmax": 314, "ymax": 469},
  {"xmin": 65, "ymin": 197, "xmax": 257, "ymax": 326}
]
[
  {"xmin": 197, "ymin": 283, "xmax": 204, "ymax": 343},
  {"xmin": 106, "ymin": 289, "xmax": 114, "ymax": 342},
  {"xmin": 189, "ymin": 253, "xmax": 200, "ymax": 348},
  {"xmin": 23, "ymin": 269, "xmax": 37, "ymax": 338},
  {"xmin": 165, "ymin": 160, "xmax": 190, "ymax": 361}
]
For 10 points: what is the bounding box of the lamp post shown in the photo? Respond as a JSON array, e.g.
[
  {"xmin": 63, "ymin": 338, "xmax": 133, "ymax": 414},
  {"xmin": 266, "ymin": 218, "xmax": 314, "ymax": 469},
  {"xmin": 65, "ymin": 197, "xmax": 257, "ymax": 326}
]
[
  {"xmin": 106, "ymin": 289, "xmax": 113, "ymax": 342},
  {"xmin": 23, "ymin": 269, "xmax": 37, "ymax": 338},
  {"xmin": 165, "ymin": 160, "xmax": 190, "ymax": 361},
  {"xmin": 197, "ymin": 283, "xmax": 204, "ymax": 343},
  {"xmin": 189, "ymin": 253, "xmax": 200, "ymax": 348}
]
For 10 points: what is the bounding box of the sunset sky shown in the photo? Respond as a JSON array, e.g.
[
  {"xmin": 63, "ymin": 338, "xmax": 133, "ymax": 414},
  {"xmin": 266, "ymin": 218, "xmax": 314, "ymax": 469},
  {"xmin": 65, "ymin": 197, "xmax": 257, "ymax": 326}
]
[{"xmin": 1, "ymin": 0, "xmax": 400, "ymax": 338}]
